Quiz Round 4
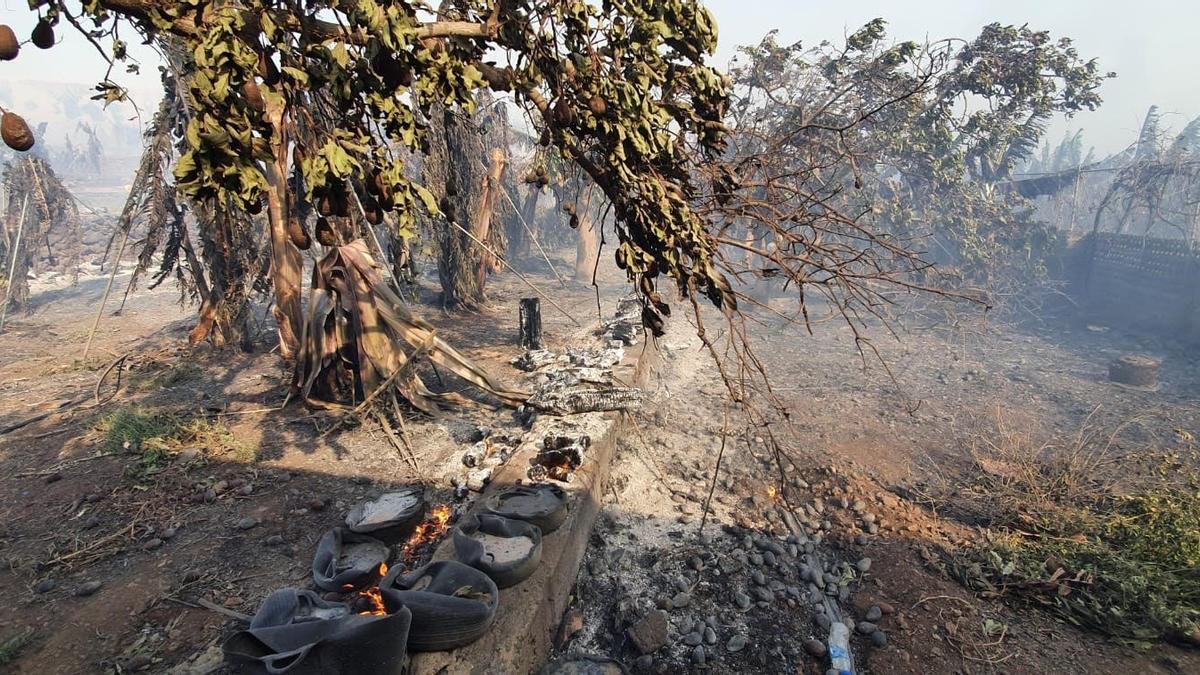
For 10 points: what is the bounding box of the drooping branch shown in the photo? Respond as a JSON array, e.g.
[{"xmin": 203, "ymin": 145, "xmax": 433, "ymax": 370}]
[{"xmin": 93, "ymin": 0, "xmax": 494, "ymax": 43}]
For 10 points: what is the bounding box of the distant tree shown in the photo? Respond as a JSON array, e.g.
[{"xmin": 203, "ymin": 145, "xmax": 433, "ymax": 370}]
[
  {"xmin": 722, "ymin": 20, "xmax": 1111, "ymax": 307},
  {"xmin": 1092, "ymin": 110, "xmax": 1200, "ymax": 239}
]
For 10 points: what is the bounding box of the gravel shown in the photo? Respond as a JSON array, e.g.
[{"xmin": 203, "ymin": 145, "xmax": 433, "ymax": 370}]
[
  {"xmin": 627, "ymin": 610, "xmax": 669, "ymax": 654},
  {"xmin": 734, "ymin": 591, "xmax": 752, "ymax": 610},
  {"xmin": 73, "ymin": 581, "xmax": 103, "ymax": 597},
  {"xmin": 727, "ymin": 634, "xmax": 748, "ymax": 652},
  {"xmin": 803, "ymin": 639, "xmax": 827, "ymax": 658}
]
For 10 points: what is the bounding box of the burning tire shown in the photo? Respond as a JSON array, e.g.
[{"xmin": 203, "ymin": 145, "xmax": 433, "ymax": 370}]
[
  {"xmin": 380, "ymin": 560, "xmax": 499, "ymax": 651},
  {"xmin": 452, "ymin": 513, "xmax": 543, "ymax": 588},
  {"xmin": 344, "ymin": 488, "xmax": 426, "ymax": 544},
  {"xmin": 482, "ymin": 483, "xmax": 569, "ymax": 534},
  {"xmin": 250, "ymin": 588, "xmax": 351, "ymax": 628},
  {"xmin": 311, "ymin": 528, "xmax": 390, "ymax": 592},
  {"xmin": 224, "ymin": 588, "xmax": 412, "ymax": 675}
]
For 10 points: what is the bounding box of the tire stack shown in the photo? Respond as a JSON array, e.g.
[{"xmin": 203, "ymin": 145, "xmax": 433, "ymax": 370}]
[{"xmin": 223, "ymin": 483, "xmax": 570, "ymax": 673}]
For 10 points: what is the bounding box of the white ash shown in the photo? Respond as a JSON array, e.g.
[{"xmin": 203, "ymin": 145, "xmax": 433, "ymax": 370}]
[
  {"xmin": 512, "ymin": 349, "xmax": 558, "ymax": 372},
  {"xmin": 567, "ymin": 347, "xmax": 624, "ymax": 369},
  {"xmin": 354, "ymin": 492, "xmax": 421, "ymax": 528},
  {"xmin": 466, "ymin": 466, "xmax": 494, "ymax": 492},
  {"xmin": 338, "ymin": 542, "xmax": 384, "ymax": 572},
  {"xmin": 472, "ymin": 532, "xmax": 535, "ymax": 565}
]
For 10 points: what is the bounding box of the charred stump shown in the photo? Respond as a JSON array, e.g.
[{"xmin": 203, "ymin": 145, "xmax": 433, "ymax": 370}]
[
  {"xmin": 1108, "ymin": 354, "xmax": 1160, "ymax": 388},
  {"xmin": 519, "ymin": 297, "xmax": 543, "ymax": 350}
]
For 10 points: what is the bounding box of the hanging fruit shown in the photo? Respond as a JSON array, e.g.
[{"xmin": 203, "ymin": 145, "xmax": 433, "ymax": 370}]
[
  {"xmin": 315, "ymin": 217, "xmax": 338, "ymax": 247},
  {"xmin": 244, "ymin": 80, "xmax": 265, "ymax": 112},
  {"xmin": 287, "ymin": 218, "xmax": 312, "ymax": 250},
  {"xmin": 372, "ymin": 52, "xmax": 412, "ymax": 89},
  {"xmin": 361, "ymin": 196, "xmax": 382, "ymax": 225},
  {"xmin": 316, "ymin": 193, "xmax": 334, "ymax": 217},
  {"xmin": 2, "ymin": 111, "xmax": 35, "ymax": 152},
  {"xmin": 374, "ymin": 173, "xmax": 393, "ymax": 204},
  {"xmin": 331, "ymin": 189, "xmax": 349, "ymax": 218},
  {"xmin": 552, "ymin": 99, "xmax": 577, "ymax": 127},
  {"xmin": 0, "ymin": 25, "xmax": 18, "ymax": 61},
  {"xmin": 588, "ymin": 94, "xmax": 607, "ymax": 117},
  {"xmin": 30, "ymin": 20, "xmax": 54, "ymax": 49}
]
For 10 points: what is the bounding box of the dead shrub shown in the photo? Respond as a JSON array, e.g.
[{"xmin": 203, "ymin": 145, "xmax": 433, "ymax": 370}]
[{"xmin": 943, "ymin": 411, "xmax": 1200, "ymax": 647}]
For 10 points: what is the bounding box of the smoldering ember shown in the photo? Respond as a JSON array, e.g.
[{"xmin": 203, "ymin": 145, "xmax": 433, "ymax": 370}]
[{"xmin": 1, "ymin": 1, "xmax": 1199, "ymax": 674}]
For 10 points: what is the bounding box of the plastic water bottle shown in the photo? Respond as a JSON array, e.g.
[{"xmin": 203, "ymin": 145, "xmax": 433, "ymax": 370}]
[{"xmin": 828, "ymin": 621, "xmax": 854, "ymax": 675}]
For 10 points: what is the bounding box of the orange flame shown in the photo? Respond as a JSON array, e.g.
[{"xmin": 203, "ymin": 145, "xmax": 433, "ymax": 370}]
[
  {"xmin": 356, "ymin": 563, "xmax": 390, "ymax": 616},
  {"xmin": 399, "ymin": 505, "xmax": 452, "ymax": 561}
]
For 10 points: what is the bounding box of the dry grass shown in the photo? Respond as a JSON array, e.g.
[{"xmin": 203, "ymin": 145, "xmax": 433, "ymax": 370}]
[
  {"xmin": 134, "ymin": 361, "xmax": 203, "ymax": 391},
  {"xmin": 939, "ymin": 409, "xmax": 1200, "ymax": 646},
  {"xmin": 965, "ymin": 407, "xmax": 1140, "ymax": 517},
  {"xmin": 94, "ymin": 406, "xmax": 257, "ymax": 476},
  {"xmin": 0, "ymin": 630, "xmax": 34, "ymax": 667}
]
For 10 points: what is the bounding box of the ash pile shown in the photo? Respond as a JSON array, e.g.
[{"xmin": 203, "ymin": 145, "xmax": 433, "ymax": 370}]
[
  {"xmin": 517, "ymin": 295, "xmax": 645, "ymax": 417},
  {"xmin": 439, "ymin": 296, "xmax": 646, "ymax": 501}
]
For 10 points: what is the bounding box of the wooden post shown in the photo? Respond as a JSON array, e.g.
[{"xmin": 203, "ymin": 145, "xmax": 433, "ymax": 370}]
[
  {"xmin": 0, "ymin": 195, "xmax": 30, "ymax": 334},
  {"xmin": 519, "ymin": 297, "xmax": 543, "ymax": 350},
  {"xmin": 1068, "ymin": 170, "xmax": 1082, "ymax": 235}
]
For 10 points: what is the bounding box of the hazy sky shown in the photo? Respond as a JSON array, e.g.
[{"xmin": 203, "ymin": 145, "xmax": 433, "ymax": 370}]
[
  {"xmin": 704, "ymin": 0, "xmax": 1200, "ymax": 155},
  {"xmin": 2, "ymin": 1, "xmax": 1197, "ymax": 155}
]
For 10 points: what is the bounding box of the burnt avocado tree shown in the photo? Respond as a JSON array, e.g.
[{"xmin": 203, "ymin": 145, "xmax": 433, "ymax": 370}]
[{"xmin": 14, "ymin": 0, "xmax": 729, "ymax": 408}]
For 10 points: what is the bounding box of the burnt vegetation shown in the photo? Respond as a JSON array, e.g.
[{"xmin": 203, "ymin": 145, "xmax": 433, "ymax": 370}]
[{"xmin": 1, "ymin": 1, "xmax": 1199, "ymax": 672}]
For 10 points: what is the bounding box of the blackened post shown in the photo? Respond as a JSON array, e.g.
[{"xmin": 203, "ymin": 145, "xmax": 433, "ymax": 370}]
[{"xmin": 519, "ymin": 297, "xmax": 543, "ymax": 349}]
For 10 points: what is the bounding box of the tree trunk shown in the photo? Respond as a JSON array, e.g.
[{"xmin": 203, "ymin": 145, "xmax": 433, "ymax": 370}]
[
  {"xmin": 511, "ymin": 184, "xmax": 540, "ymax": 263},
  {"xmin": 389, "ymin": 228, "xmax": 416, "ymax": 287},
  {"xmin": 574, "ymin": 212, "xmax": 600, "ymax": 283},
  {"xmin": 264, "ymin": 98, "xmax": 303, "ymax": 358},
  {"xmin": 188, "ymin": 200, "xmax": 259, "ymax": 349},
  {"xmin": 473, "ymin": 148, "xmax": 507, "ymax": 290},
  {"xmin": 427, "ymin": 103, "xmax": 490, "ymax": 308}
]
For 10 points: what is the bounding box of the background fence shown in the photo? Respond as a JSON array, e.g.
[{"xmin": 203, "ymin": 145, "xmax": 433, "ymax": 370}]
[{"xmin": 1069, "ymin": 233, "xmax": 1200, "ymax": 341}]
